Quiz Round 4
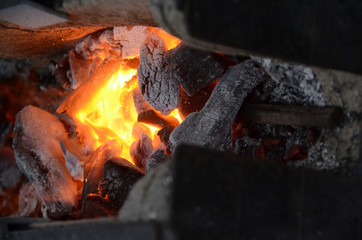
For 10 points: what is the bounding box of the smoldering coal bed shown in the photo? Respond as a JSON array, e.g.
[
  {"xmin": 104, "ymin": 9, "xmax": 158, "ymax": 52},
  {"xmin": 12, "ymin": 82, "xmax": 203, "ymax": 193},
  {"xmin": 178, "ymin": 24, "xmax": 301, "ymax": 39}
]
[{"xmin": 0, "ymin": 25, "xmax": 361, "ymax": 240}]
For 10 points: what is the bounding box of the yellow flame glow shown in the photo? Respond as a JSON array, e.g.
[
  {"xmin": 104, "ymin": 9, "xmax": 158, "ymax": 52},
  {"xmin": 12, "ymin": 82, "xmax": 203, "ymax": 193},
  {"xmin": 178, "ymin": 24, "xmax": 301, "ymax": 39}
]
[
  {"xmin": 73, "ymin": 28, "xmax": 183, "ymax": 165},
  {"xmin": 75, "ymin": 63, "xmax": 140, "ymax": 162}
]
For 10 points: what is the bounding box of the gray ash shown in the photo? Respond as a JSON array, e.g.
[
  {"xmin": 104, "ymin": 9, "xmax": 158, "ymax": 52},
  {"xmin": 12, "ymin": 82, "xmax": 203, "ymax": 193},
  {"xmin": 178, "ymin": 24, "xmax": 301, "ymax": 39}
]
[{"xmin": 233, "ymin": 58, "xmax": 339, "ymax": 170}]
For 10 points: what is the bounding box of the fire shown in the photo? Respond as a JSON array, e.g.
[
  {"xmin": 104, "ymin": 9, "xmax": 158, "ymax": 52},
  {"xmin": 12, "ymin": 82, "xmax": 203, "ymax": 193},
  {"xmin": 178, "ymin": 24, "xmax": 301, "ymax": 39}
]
[{"xmin": 72, "ymin": 28, "xmax": 182, "ymax": 164}]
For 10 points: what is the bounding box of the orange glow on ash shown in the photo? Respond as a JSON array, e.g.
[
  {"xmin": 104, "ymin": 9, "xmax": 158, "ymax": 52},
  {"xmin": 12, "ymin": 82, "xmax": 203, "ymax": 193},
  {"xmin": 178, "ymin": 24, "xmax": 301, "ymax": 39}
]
[
  {"xmin": 72, "ymin": 28, "xmax": 182, "ymax": 164},
  {"xmin": 148, "ymin": 27, "xmax": 181, "ymax": 50}
]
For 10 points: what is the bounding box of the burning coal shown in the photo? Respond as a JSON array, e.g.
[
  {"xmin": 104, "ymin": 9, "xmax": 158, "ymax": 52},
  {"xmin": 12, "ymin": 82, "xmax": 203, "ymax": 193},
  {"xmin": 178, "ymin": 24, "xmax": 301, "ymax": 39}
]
[
  {"xmin": 2, "ymin": 25, "xmax": 355, "ymax": 220},
  {"xmin": 12, "ymin": 27, "xmax": 183, "ymax": 218}
]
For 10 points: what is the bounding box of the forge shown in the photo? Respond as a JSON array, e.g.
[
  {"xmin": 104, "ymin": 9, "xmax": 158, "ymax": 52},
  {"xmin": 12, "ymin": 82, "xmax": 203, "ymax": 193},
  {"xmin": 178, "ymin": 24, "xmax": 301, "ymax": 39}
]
[{"xmin": 0, "ymin": 1, "xmax": 361, "ymax": 240}]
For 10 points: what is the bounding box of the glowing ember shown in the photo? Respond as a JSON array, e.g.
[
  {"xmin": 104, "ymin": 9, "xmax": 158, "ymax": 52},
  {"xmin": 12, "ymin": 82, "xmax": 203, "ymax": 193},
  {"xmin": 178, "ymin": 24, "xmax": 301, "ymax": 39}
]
[
  {"xmin": 148, "ymin": 27, "xmax": 181, "ymax": 50},
  {"xmin": 72, "ymin": 28, "xmax": 182, "ymax": 164}
]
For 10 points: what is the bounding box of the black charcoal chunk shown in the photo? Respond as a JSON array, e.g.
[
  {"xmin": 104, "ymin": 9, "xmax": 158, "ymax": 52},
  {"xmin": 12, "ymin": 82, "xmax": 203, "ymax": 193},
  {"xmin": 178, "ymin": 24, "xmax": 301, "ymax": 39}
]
[
  {"xmin": 81, "ymin": 141, "xmax": 122, "ymax": 213},
  {"xmin": 167, "ymin": 43, "xmax": 227, "ymax": 96},
  {"xmin": 157, "ymin": 126, "xmax": 176, "ymax": 146},
  {"xmin": 82, "ymin": 194, "xmax": 115, "ymax": 218},
  {"xmin": 169, "ymin": 60, "xmax": 268, "ymax": 153},
  {"xmin": 130, "ymin": 133, "xmax": 154, "ymax": 170},
  {"xmin": 99, "ymin": 157, "xmax": 144, "ymax": 209},
  {"xmin": 137, "ymin": 35, "xmax": 181, "ymax": 115},
  {"xmin": 138, "ymin": 109, "xmax": 179, "ymax": 129},
  {"xmin": 145, "ymin": 150, "xmax": 169, "ymax": 173}
]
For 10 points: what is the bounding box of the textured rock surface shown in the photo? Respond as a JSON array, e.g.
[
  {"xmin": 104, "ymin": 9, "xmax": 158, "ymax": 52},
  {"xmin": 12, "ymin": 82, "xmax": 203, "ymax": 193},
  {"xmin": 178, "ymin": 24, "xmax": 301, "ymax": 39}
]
[{"xmin": 13, "ymin": 105, "xmax": 78, "ymax": 218}]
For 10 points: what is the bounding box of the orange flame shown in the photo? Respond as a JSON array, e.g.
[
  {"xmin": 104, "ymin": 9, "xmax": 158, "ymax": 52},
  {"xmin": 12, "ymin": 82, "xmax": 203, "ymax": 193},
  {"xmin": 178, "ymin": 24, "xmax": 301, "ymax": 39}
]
[{"xmin": 73, "ymin": 28, "xmax": 182, "ymax": 164}]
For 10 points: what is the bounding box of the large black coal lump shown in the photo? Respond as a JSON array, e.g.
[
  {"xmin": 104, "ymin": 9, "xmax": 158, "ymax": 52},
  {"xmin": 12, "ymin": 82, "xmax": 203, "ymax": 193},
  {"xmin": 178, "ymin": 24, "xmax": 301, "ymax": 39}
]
[
  {"xmin": 167, "ymin": 43, "xmax": 227, "ymax": 96},
  {"xmin": 137, "ymin": 35, "xmax": 181, "ymax": 115},
  {"xmin": 99, "ymin": 157, "xmax": 144, "ymax": 209}
]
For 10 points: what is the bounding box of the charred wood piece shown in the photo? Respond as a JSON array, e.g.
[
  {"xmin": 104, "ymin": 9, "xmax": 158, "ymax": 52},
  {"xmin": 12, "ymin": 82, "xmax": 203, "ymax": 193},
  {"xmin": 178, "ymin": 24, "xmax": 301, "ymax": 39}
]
[
  {"xmin": 137, "ymin": 35, "xmax": 181, "ymax": 115},
  {"xmin": 13, "ymin": 106, "xmax": 78, "ymax": 219},
  {"xmin": 169, "ymin": 59, "xmax": 268, "ymax": 152},
  {"xmin": 130, "ymin": 133, "xmax": 154, "ymax": 170},
  {"xmin": 99, "ymin": 158, "xmax": 144, "ymax": 209},
  {"xmin": 145, "ymin": 150, "xmax": 169, "ymax": 173},
  {"xmin": 238, "ymin": 104, "xmax": 343, "ymax": 128},
  {"xmin": 137, "ymin": 109, "xmax": 179, "ymax": 129},
  {"xmin": 167, "ymin": 43, "xmax": 227, "ymax": 96}
]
